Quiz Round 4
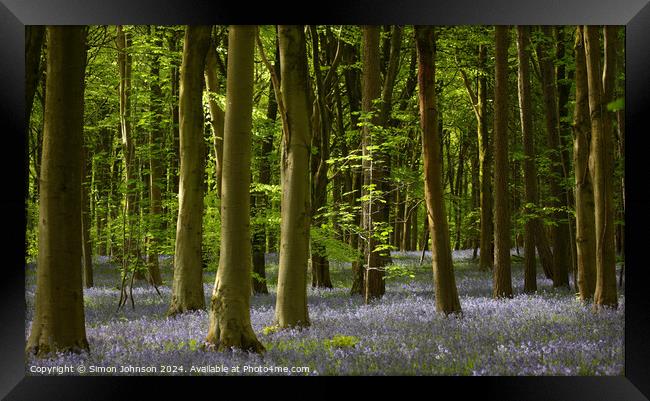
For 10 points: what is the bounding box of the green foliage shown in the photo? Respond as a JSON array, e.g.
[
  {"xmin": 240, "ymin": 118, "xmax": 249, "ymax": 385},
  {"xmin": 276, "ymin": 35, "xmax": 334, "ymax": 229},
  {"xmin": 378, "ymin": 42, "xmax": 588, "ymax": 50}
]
[
  {"xmin": 25, "ymin": 200, "xmax": 39, "ymax": 264},
  {"xmin": 384, "ymin": 264, "xmax": 416, "ymax": 280},
  {"xmin": 262, "ymin": 325, "xmax": 280, "ymax": 336},
  {"xmin": 310, "ymin": 226, "xmax": 361, "ymax": 262},
  {"xmin": 323, "ymin": 335, "xmax": 360, "ymax": 349}
]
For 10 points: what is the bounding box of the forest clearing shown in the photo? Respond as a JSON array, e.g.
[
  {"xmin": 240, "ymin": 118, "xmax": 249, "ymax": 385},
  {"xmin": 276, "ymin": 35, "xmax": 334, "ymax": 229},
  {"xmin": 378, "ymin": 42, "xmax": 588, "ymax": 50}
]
[{"xmin": 25, "ymin": 24, "xmax": 625, "ymax": 376}]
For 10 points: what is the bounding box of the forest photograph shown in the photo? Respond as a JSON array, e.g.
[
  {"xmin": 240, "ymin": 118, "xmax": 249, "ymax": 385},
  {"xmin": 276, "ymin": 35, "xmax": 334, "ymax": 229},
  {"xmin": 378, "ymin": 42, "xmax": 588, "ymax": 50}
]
[{"xmin": 25, "ymin": 24, "xmax": 626, "ymax": 376}]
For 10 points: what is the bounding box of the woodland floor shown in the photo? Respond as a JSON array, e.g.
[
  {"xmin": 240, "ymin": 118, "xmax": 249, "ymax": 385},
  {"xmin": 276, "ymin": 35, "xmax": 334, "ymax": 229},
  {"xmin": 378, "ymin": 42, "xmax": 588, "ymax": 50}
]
[{"xmin": 25, "ymin": 250, "xmax": 624, "ymax": 376}]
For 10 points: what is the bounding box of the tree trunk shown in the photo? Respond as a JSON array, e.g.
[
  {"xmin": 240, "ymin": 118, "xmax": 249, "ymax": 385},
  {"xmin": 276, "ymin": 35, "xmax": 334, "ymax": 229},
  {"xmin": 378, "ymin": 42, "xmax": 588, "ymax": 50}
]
[
  {"xmin": 147, "ymin": 27, "xmax": 164, "ymax": 286},
  {"xmin": 343, "ymin": 41, "xmax": 365, "ymax": 295},
  {"xmin": 361, "ymin": 26, "xmax": 386, "ymax": 303},
  {"xmin": 572, "ymin": 26, "xmax": 597, "ymax": 301},
  {"xmin": 205, "ymin": 44, "xmax": 225, "ymax": 198},
  {"xmin": 206, "ymin": 25, "xmax": 265, "ymax": 352},
  {"xmin": 168, "ymin": 26, "xmax": 211, "ymax": 316},
  {"xmin": 274, "ymin": 25, "xmax": 312, "ymax": 327},
  {"xmin": 556, "ymin": 27, "xmax": 579, "ymax": 284},
  {"xmin": 516, "ymin": 26, "xmax": 537, "ymax": 293},
  {"xmin": 81, "ymin": 147, "xmax": 94, "ymax": 288},
  {"xmin": 309, "ymin": 26, "xmax": 333, "ymax": 289},
  {"xmin": 537, "ymin": 26, "xmax": 570, "ymax": 288},
  {"xmin": 116, "ymin": 26, "xmax": 142, "ymax": 276},
  {"xmin": 476, "ymin": 45, "xmax": 494, "ymax": 271},
  {"xmin": 26, "ymin": 26, "xmax": 89, "ymax": 357},
  {"xmin": 415, "ymin": 26, "xmax": 462, "ymax": 315},
  {"xmin": 584, "ymin": 25, "xmax": 618, "ymax": 309},
  {"xmin": 493, "ymin": 26, "xmax": 513, "ymax": 299}
]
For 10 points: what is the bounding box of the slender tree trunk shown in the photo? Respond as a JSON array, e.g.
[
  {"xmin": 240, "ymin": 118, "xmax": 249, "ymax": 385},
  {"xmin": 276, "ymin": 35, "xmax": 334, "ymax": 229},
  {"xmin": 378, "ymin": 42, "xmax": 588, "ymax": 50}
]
[
  {"xmin": 415, "ymin": 26, "xmax": 462, "ymax": 314},
  {"xmin": 556, "ymin": 27, "xmax": 579, "ymax": 285},
  {"xmin": 273, "ymin": 25, "xmax": 312, "ymax": 327},
  {"xmin": 573, "ymin": 26, "xmax": 597, "ymax": 301},
  {"xmin": 168, "ymin": 26, "xmax": 211, "ymax": 316},
  {"xmin": 584, "ymin": 25, "xmax": 618, "ymax": 309},
  {"xmin": 206, "ymin": 26, "xmax": 264, "ymax": 352},
  {"xmin": 147, "ymin": 27, "xmax": 164, "ymax": 286},
  {"xmin": 26, "ymin": 26, "xmax": 89, "ymax": 357},
  {"xmin": 251, "ymin": 36, "xmax": 279, "ymax": 295},
  {"xmin": 81, "ymin": 147, "xmax": 94, "ymax": 288},
  {"xmin": 342, "ymin": 41, "xmax": 365, "ymax": 295},
  {"xmin": 116, "ymin": 26, "xmax": 142, "ymax": 275},
  {"xmin": 493, "ymin": 26, "xmax": 513, "ymax": 299},
  {"xmin": 361, "ymin": 26, "xmax": 386, "ymax": 303},
  {"xmin": 168, "ymin": 29, "xmax": 181, "ymax": 200},
  {"xmin": 516, "ymin": 26, "xmax": 537, "ymax": 293},
  {"xmin": 537, "ymin": 26, "xmax": 570, "ymax": 288},
  {"xmin": 205, "ymin": 44, "xmax": 225, "ymax": 198},
  {"xmin": 309, "ymin": 26, "xmax": 333, "ymax": 289},
  {"xmin": 476, "ymin": 45, "xmax": 494, "ymax": 271}
]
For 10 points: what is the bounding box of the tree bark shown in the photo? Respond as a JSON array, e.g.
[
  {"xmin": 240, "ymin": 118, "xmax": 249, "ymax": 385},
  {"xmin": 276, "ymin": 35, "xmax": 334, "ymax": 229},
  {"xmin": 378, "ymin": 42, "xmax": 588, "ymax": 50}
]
[
  {"xmin": 168, "ymin": 26, "xmax": 211, "ymax": 316},
  {"xmin": 273, "ymin": 25, "xmax": 312, "ymax": 326},
  {"xmin": 415, "ymin": 26, "xmax": 462, "ymax": 315},
  {"xmin": 116, "ymin": 25, "xmax": 143, "ymax": 277},
  {"xmin": 309, "ymin": 26, "xmax": 333, "ymax": 289},
  {"xmin": 26, "ymin": 26, "xmax": 89, "ymax": 357},
  {"xmin": 584, "ymin": 25, "xmax": 618, "ymax": 309},
  {"xmin": 516, "ymin": 26, "xmax": 537, "ymax": 293},
  {"xmin": 206, "ymin": 25, "xmax": 265, "ymax": 352},
  {"xmin": 537, "ymin": 26, "xmax": 570, "ymax": 288},
  {"xmin": 81, "ymin": 147, "xmax": 94, "ymax": 288},
  {"xmin": 573, "ymin": 26, "xmax": 597, "ymax": 301},
  {"xmin": 493, "ymin": 26, "xmax": 513, "ymax": 299},
  {"xmin": 361, "ymin": 25, "xmax": 386, "ymax": 303},
  {"xmin": 205, "ymin": 44, "xmax": 225, "ymax": 198}
]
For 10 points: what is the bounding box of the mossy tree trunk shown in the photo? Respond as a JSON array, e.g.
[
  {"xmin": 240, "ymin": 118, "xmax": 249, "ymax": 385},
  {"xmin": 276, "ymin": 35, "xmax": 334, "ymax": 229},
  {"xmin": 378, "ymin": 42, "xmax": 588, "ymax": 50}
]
[
  {"xmin": 26, "ymin": 26, "xmax": 89, "ymax": 358},
  {"xmin": 415, "ymin": 26, "xmax": 462, "ymax": 315},
  {"xmin": 168, "ymin": 26, "xmax": 211, "ymax": 316}
]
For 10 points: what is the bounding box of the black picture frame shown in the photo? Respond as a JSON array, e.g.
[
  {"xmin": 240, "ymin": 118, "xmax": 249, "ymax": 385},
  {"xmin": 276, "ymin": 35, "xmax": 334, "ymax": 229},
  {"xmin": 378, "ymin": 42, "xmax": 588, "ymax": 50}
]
[{"xmin": 2, "ymin": 0, "xmax": 649, "ymax": 399}]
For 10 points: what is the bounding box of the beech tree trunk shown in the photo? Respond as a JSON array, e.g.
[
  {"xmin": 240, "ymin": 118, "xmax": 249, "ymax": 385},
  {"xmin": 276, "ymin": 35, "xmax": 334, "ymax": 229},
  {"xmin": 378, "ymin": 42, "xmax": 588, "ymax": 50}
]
[
  {"xmin": 415, "ymin": 26, "xmax": 462, "ymax": 315},
  {"xmin": 584, "ymin": 25, "xmax": 618, "ymax": 309},
  {"xmin": 26, "ymin": 26, "xmax": 89, "ymax": 357},
  {"xmin": 361, "ymin": 25, "xmax": 386, "ymax": 303},
  {"xmin": 492, "ymin": 26, "xmax": 513, "ymax": 299},
  {"xmin": 81, "ymin": 147, "xmax": 94, "ymax": 288},
  {"xmin": 205, "ymin": 44, "xmax": 225, "ymax": 198},
  {"xmin": 206, "ymin": 25, "xmax": 265, "ymax": 352},
  {"xmin": 168, "ymin": 26, "xmax": 211, "ymax": 316},
  {"xmin": 572, "ymin": 26, "xmax": 597, "ymax": 301},
  {"xmin": 516, "ymin": 26, "xmax": 537, "ymax": 293},
  {"xmin": 309, "ymin": 26, "xmax": 333, "ymax": 289},
  {"xmin": 537, "ymin": 26, "xmax": 570, "ymax": 288},
  {"xmin": 274, "ymin": 25, "xmax": 312, "ymax": 327}
]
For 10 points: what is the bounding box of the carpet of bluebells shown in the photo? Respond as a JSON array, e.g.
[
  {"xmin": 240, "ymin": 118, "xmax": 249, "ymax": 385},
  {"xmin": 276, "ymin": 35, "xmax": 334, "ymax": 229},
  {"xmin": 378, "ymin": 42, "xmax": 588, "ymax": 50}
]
[{"xmin": 25, "ymin": 250, "xmax": 624, "ymax": 376}]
